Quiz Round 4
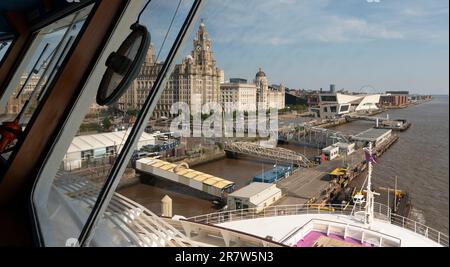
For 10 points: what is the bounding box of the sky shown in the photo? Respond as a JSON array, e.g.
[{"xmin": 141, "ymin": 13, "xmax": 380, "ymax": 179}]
[
  {"xmin": 2, "ymin": 0, "xmax": 448, "ymax": 95},
  {"xmin": 142, "ymin": 0, "xmax": 449, "ymax": 95}
]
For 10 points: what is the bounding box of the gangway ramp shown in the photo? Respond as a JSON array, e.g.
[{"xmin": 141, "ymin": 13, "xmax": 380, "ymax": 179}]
[{"xmin": 136, "ymin": 158, "xmax": 236, "ymax": 199}]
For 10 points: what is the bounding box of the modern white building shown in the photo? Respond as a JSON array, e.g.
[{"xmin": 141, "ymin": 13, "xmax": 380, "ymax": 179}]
[
  {"xmin": 63, "ymin": 130, "xmax": 156, "ymax": 170},
  {"xmin": 312, "ymin": 93, "xmax": 381, "ymax": 119},
  {"xmin": 221, "ymin": 82, "xmax": 257, "ymax": 112},
  {"xmin": 322, "ymin": 145, "xmax": 340, "ymax": 161},
  {"xmin": 333, "ymin": 142, "xmax": 356, "ymax": 156},
  {"xmin": 352, "ymin": 128, "xmax": 392, "ymax": 147},
  {"xmin": 227, "ymin": 183, "xmax": 282, "ymax": 212}
]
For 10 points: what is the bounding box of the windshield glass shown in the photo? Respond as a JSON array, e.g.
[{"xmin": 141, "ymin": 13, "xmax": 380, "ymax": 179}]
[
  {"xmin": 27, "ymin": 0, "xmax": 449, "ymax": 247},
  {"xmin": 0, "ymin": 40, "xmax": 11, "ymax": 61},
  {"xmin": 32, "ymin": 0, "xmax": 198, "ymax": 247},
  {"xmin": 0, "ymin": 10, "xmax": 90, "ymax": 162}
]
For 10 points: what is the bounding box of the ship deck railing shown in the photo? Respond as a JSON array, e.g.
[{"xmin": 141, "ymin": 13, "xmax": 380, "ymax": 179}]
[{"xmin": 188, "ymin": 203, "xmax": 449, "ymax": 247}]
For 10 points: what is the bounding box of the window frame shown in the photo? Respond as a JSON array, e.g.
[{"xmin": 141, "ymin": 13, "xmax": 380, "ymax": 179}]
[
  {"xmin": 0, "ymin": 4, "xmax": 96, "ymax": 173},
  {"xmin": 29, "ymin": 0, "xmax": 205, "ymax": 247},
  {"xmin": 0, "ymin": 1, "xmax": 95, "ymax": 114},
  {"xmin": 28, "ymin": 0, "xmax": 132, "ymax": 247},
  {"xmin": 0, "ymin": 33, "xmax": 43, "ymax": 113},
  {"xmin": 0, "ymin": 39, "xmax": 14, "ymax": 66},
  {"xmin": 78, "ymin": 0, "xmax": 204, "ymax": 246}
]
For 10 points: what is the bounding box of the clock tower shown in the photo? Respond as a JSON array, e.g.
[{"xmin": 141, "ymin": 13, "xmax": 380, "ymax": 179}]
[
  {"xmin": 118, "ymin": 19, "xmax": 225, "ymax": 118},
  {"xmin": 192, "ymin": 19, "xmax": 215, "ymax": 67}
]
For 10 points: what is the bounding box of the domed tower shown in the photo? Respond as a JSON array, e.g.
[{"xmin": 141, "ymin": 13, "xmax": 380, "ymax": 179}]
[
  {"xmin": 192, "ymin": 19, "xmax": 215, "ymax": 67},
  {"xmin": 256, "ymin": 68, "xmax": 266, "ymax": 79},
  {"xmin": 144, "ymin": 43, "xmax": 156, "ymax": 65},
  {"xmin": 255, "ymin": 68, "xmax": 269, "ymax": 106}
]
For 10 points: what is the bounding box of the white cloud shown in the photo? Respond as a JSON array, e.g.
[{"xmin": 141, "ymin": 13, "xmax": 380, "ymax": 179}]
[
  {"xmin": 198, "ymin": 0, "xmax": 410, "ymax": 45},
  {"xmin": 402, "ymin": 6, "xmax": 449, "ymax": 17},
  {"xmin": 302, "ymin": 16, "xmax": 404, "ymax": 43}
]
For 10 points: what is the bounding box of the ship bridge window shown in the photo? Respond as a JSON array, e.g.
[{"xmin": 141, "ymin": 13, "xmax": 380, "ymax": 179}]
[
  {"xmin": 0, "ymin": 40, "xmax": 12, "ymax": 63},
  {"xmin": 30, "ymin": 0, "xmax": 199, "ymax": 247},
  {"xmin": 0, "ymin": 9, "xmax": 91, "ymax": 164},
  {"xmin": 14, "ymin": 0, "xmax": 441, "ymax": 247}
]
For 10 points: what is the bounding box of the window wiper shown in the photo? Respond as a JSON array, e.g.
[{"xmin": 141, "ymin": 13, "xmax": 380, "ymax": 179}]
[{"xmin": 78, "ymin": 0, "xmax": 205, "ymax": 247}]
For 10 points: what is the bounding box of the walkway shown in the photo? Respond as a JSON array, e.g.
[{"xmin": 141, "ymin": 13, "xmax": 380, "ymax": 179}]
[{"xmin": 276, "ymin": 149, "xmax": 365, "ymax": 204}]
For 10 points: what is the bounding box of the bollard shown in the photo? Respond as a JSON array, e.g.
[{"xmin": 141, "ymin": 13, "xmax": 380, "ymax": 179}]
[{"xmin": 161, "ymin": 195, "xmax": 173, "ymax": 218}]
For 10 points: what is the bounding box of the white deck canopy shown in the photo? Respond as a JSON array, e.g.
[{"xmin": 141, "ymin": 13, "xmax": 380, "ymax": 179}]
[{"xmin": 64, "ymin": 130, "xmax": 156, "ymax": 170}]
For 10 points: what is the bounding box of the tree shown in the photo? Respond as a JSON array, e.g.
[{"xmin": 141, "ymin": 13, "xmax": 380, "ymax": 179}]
[
  {"xmin": 127, "ymin": 108, "xmax": 139, "ymax": 117},
  {"xmin": 103, "ymin": 116, "xmax": 112, "ymax": 131}
]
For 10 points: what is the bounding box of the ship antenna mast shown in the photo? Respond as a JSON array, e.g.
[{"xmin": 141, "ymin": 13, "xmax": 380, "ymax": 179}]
[{"xmin": 364, "ymin": 142, "xmax": 380, "ymax": 225}]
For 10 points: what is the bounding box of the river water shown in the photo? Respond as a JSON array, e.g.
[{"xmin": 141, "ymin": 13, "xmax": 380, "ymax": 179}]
[
  {"xmin": 119, "ymin": 97, "xmax": 449, "ymax": 233},
  {"xmin": 332, "ymin": 96, "xmax": 449, "ymax": 233},
  {"xmin": 376, "ymin": 97, "xmax": 448, "ymax": 233}
]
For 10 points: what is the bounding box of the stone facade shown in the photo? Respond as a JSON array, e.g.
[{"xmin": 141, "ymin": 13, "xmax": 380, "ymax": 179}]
[
  {"xmin": 254, "ymin": 68, "xmax": 285, "ymax": 110},
  {"xmin": 117, "ymin": 23, "xmax": 287, "ymax": 118},
  {"xmin": 4, "ymin": 73, "xmax": 41, "ymax": 115},
  {"xmin": 221, "ymin": 82, "xmax": 257, "ymax": 112},
  {"xmin": 118, "ymin": 22, "xmax": 224, "ymax": 118}
]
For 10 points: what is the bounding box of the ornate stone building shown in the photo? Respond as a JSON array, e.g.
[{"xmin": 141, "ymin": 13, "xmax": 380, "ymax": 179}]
[
  {"xmin": 220, "ymin": 81, "xmax": 257, "ymax": 112},
  {"xmin": 118, "ymin": 22, "xmax": 224, "ymax": 118},
  {"xmin": 4, "ymin": 73, "xmax": 41, "ymax": 115},
  {"xmin": 118, "ymin": 44, "xmax": 163, "ymax": 113},
  {"xmin": 254, "ymin": 68, "xmax": 285, "ymax": 110}
]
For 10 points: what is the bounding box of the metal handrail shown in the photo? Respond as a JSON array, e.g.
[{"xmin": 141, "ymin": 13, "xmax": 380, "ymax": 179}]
[{"xmin": 188, "ymin": 203, "xmax": 448, "ymax": 247}]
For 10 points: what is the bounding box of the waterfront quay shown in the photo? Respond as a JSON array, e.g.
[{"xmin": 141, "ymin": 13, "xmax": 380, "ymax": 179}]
[
  {"xmin": 125, "ymin": 111, "xmax": 404, "ymax": 217},
  {"xmin": 275, "ymin": 148, "xmax": 366, "ymax": 205},
  {"xmin": 113, "ymin": 103, "xmax": 424, "ymax": 220},
  {"xmin": 275, "ymin": 132, "xmax": 399, "ymax": 206}
]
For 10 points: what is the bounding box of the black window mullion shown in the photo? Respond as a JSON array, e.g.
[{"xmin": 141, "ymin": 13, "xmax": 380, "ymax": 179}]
[{"xmin": 78, "ymin": 0, "xmax": 204, "ymax": 247}]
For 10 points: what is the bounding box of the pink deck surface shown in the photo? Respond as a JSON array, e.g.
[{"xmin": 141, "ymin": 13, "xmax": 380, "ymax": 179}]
[{"xmin": 294, "ymin": 231, "xmax": 375, "ymax": 247}]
